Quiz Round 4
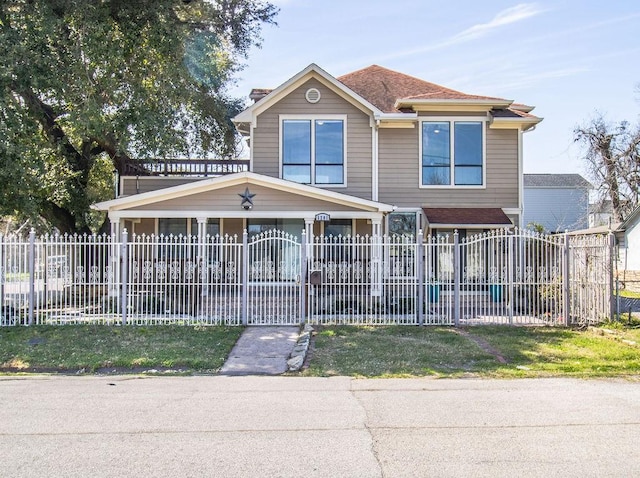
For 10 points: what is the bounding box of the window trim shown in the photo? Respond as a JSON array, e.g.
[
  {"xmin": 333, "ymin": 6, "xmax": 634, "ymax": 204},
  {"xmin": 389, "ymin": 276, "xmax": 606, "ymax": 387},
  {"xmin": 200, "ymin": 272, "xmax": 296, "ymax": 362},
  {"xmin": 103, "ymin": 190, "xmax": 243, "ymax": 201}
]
[
  {"xmin": 279, "ymin": 114, "xmax": 348, "ymax": 188},
  {"xmin": 418, "ymin": 117, "xmax": 487, "ymax": 189}
]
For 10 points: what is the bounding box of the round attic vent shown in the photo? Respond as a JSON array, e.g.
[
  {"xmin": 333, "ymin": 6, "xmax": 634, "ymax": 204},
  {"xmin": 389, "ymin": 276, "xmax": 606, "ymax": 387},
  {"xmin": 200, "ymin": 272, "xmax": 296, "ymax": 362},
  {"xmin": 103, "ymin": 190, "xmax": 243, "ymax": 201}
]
[{"xmin": 305, "ymin": 88, "xmax": 321, "ymax": 104}]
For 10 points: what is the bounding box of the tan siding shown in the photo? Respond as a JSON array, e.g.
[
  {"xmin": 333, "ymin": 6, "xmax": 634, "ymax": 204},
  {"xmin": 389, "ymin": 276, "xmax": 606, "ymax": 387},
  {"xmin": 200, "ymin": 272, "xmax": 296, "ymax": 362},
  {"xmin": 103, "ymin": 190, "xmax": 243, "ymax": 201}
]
[
  {"xmin": 134, "ymin": 218, "xmax": 156, "ymax": 235},
  {"xmin": 253, "ymin": 78, "xmax": 373, "ymax": 200},
  {"xmin": 223, "ymin": 218, "xmax": 244, "ymax": 237},
  {"xmin": 378, "ymin": 126, "xmax": 519, "ymax": 209},
  {"xmin": 129, "ymin": 184, "xmax": 363, "ymax": 212},
  {"xmin": 121, "ymin": 177, "xmax": 198, "ymax": 196},
  {"xmin": 355, "ymin": 219, "xmax": 372, "ymax": 236}
]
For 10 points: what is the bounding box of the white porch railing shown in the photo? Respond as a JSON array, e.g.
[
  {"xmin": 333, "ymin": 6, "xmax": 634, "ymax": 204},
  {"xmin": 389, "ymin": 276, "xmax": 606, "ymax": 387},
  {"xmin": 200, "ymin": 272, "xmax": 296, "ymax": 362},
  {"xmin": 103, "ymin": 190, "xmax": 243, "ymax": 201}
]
[{"xmin": 0, "ymin": 228, "xmax": 613, "ymax": 326}]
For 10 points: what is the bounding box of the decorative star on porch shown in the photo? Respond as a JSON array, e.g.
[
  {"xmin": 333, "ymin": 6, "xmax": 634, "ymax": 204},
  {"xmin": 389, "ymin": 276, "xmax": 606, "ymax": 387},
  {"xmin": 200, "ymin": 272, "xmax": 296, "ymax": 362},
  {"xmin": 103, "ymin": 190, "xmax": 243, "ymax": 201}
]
[{"xmin": 238, "ymin": 187, "xmax": 256, "ymax": 209}]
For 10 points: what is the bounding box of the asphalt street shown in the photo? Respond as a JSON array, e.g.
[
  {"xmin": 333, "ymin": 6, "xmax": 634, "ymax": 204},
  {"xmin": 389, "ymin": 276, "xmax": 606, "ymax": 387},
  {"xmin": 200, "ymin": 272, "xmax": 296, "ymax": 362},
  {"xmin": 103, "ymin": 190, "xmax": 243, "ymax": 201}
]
[{"xmin": 1, "ymin": 376, "xmax": 639, "ymax": 477}]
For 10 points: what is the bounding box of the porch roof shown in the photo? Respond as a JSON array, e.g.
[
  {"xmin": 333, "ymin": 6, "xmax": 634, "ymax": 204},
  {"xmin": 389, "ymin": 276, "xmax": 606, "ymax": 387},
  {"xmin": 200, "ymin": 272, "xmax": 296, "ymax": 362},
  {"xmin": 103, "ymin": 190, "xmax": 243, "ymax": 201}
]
[
  {"xmin": 92, "ymin": 171, "xmax": 395, "ymax": 219},
  {"xmin": 423, "ymin": 208, "xmax": 513, "ymax": 229}
]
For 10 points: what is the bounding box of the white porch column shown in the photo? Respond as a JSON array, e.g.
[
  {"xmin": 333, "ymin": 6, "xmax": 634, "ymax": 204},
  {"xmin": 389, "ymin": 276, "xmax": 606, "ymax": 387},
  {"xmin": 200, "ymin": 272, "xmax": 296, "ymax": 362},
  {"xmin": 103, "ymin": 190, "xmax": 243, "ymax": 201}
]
[
  {"xmin": 109, "ymin": 216, "xmax": 121, "ymax": 297},
  {"xmin": 304, "ymin": 218, "xmax": 315, "ymax": 267},
  {"xmin": 196, "ymin": 217, "xmax": 208, "ymax": 297},
  {"xmin": 110, "ymin": 217, "xmax": 121, "ymax": 238},
  {"xmin": 370, "ymin": 218, "xmax": 383, "ymax": 297}
]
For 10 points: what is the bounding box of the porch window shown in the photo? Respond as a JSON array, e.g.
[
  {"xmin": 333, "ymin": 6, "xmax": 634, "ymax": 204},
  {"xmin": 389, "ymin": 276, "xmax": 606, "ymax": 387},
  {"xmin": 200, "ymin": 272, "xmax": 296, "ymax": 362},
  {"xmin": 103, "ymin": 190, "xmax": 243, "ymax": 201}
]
[
  {"xmin": 324, "ymin": 219, "xmax": 352, "ymax": 237},
  {"xmin": 158, "ymin": 218, "xmax": 220, "ymax": 237},
  {"xmin": 282, "ymin": 118, "xmax": 345, "ymax": 185},
  {"xmin": 421, "ymin": 120, "xmax": 484, "ymax": 186},
  {"xmin": 159, "ymin": 218, "xmax": 187, "ymax": 236},
  {"xmin": 247, "ymin": 218, "xmax": 304, "ymax": 240}
]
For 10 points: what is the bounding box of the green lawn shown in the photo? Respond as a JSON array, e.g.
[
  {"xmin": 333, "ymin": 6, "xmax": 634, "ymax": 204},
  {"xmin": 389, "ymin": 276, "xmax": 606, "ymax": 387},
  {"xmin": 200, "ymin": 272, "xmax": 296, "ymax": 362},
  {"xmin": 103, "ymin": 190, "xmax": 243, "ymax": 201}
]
[
  {"xmin": 2, "ymin": 323, "xmax": 640, "ymax": 378},
  {"xmin": 0, "ymin": 325, "xmax": 243, "ymax": 374},
  {"xmin": 302, "ymin": 325, "xmax": 640, "ymax": 378}
]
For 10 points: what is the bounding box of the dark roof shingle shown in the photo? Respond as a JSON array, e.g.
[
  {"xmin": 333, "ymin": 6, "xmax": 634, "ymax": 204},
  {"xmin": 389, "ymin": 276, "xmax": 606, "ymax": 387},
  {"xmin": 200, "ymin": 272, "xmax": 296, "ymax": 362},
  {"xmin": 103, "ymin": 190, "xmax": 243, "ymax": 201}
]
[
  {"xmin": 423, "ymin": 208, "xmax": 513, "ymax": 226},
  {"xmin": 524, "ymin": 174, "xmax": 592, "ymax": 189},
  {"xmin": 337, "ymin": 65, "xmax": 506, "ymax": 113}
]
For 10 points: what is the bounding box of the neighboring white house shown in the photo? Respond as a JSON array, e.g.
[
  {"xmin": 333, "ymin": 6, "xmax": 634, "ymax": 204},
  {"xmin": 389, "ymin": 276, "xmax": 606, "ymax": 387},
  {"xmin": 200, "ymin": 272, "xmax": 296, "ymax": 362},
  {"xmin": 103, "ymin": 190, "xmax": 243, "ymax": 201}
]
[
  {"xmin": 589, "ymin": 199, "xmax": 613, "ymax": 228},
  {"xmin": 523, "ymin": 174, "xmax": 592, "ymax": 233},
  {"xmin": 617, "ymin": 205, "xmax": 640, "ymax": 271}
]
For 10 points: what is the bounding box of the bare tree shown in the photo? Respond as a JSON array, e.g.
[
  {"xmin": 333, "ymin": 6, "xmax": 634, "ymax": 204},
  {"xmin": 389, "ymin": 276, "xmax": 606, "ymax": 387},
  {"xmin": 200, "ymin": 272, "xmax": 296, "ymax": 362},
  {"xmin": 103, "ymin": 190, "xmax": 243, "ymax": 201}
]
[{"xmin": 574, "ymin": 113, "xmax": 640, "ymax": 222}]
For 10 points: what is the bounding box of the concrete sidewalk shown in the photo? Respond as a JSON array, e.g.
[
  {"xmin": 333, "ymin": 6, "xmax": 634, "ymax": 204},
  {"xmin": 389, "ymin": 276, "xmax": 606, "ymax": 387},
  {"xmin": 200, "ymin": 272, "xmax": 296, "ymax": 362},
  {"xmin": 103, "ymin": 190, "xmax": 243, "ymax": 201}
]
[{"xmin": 219, "ymin": 326, "xmax": 300, "ymax": 375}]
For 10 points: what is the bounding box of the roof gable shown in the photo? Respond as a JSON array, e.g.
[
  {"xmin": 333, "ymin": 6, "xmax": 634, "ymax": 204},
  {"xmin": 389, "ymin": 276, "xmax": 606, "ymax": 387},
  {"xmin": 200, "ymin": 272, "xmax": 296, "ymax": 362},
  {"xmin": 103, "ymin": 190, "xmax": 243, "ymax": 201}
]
[
  {"xmin": 233, "ymin": 63, "xmax": 382, "ymax": 126},
  {"xmin": 93, "ymin": 172, "xmax": 394, "ymax": 214}
]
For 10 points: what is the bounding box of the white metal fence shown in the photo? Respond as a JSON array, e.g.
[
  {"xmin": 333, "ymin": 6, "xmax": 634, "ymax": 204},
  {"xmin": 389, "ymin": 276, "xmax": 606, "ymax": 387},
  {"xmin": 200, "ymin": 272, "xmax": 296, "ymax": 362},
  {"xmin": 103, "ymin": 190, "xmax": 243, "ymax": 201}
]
[{"xmin": 0, "ymin": 228, "xmax": 613, "ymax": 326}]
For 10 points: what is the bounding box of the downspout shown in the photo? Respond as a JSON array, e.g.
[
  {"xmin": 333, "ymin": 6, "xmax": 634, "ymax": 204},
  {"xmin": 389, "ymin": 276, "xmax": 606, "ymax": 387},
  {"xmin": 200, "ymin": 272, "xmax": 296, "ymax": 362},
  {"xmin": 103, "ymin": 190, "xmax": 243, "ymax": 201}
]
[
  {"xmin": 518, "ymin": 129, "xmax": 524, "ymax": 229},
  {"xmin": 372, "ymin": 118, "xmax": 379, "ymax": 202},
  {"xmin": 520, "ymin": 125, "xmax": 537, "ymax": 229}
]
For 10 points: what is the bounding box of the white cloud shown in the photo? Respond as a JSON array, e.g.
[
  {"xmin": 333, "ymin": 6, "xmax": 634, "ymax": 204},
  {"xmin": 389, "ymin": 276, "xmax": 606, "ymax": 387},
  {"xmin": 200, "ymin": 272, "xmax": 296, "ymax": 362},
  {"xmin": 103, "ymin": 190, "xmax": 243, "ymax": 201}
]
[
  {"xmin": 365, "ymin": 3, "xmax": 545, "ymax": 65},
  {"xmin": 450, "ymin": 3, "xmax": 545, "ymax": 44}
]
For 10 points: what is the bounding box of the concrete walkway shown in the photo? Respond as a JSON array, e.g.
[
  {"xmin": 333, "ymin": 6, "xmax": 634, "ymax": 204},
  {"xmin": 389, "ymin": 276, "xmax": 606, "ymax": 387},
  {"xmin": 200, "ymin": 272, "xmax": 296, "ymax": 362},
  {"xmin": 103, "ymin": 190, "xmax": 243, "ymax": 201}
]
[{"xmin": 219, "ymin": 326, "xmax": 300, "ymax": 375}]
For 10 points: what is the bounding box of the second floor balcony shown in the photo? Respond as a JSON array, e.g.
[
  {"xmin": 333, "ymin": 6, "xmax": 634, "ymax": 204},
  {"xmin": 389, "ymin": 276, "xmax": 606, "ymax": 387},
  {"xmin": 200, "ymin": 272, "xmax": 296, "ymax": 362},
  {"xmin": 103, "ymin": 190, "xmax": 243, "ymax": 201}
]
[{"xmin": 122, "ymin": 158, "xmax": 251, "ymax": 177}]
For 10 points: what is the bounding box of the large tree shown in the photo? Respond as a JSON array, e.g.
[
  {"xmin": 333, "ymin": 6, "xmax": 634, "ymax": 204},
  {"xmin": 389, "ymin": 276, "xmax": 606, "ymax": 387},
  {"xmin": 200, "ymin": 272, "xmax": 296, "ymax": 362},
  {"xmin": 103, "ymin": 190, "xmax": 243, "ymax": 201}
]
[
  {"xmin": 0, "ymin": 0, "xmax": 277, "ymax": 233},
  {"xmin": 574, "ymin": 112, "xmax": 640, "ymax": 223}
]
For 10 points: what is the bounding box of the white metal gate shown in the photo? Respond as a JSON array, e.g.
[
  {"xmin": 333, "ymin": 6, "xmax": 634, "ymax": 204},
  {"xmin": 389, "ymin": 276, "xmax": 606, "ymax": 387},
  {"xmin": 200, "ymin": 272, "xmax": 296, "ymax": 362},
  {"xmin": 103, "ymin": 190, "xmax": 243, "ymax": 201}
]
[{"xmin": 245, "ymin": 230, "xmax": 302, "ymax": 325}]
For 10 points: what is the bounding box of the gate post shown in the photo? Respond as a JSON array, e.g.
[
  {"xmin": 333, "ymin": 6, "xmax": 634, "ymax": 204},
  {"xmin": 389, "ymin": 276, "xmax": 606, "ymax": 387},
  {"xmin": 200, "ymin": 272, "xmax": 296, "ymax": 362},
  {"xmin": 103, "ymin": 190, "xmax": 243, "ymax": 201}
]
[
  {"xmin": 563, "ymin": 233, "xmax": 570, "ymax": 325},
  {"xmin": 608, "ymin": 232, "xmax": 615, "ymax": 321},
  {"xmin": 28, "ymin": 228, "xmax": 36, "ymax": 326},
  {"xmin": 508, "ymin": 231, "xmax": 515, "ymax": 325},
  {"xmin": 300, "ymin": 231, "xmax": 307, "ymax": 324},
  {"xmin": 453, "ymin": 230, "xmax": 460, "ymax": 327},
  {"xmin": 417, "ymin": 230, "xmax": 424, "ymax": 326},
  {"xmin": 120, "ymin": 229, "xmax": 128, "ymax": 326},
  {"xmin": 241, "ymin": 230, "xmax": 248, "ymax": 326}
]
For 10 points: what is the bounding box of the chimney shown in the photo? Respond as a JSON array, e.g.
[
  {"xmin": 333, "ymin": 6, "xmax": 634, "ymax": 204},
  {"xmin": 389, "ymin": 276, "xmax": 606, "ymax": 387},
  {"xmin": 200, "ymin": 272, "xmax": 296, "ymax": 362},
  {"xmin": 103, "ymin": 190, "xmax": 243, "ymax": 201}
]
[{"xmin": 249, "ymin": 88, "xmax": 272, "ymax": 103}]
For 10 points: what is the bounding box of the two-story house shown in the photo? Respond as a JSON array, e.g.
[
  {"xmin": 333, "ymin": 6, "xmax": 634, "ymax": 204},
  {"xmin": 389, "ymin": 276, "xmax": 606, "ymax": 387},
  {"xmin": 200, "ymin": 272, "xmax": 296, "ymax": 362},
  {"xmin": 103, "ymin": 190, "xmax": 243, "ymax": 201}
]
[{"xmin": 94, "ymin": 63, "xmax": 541, "ymax": 242}]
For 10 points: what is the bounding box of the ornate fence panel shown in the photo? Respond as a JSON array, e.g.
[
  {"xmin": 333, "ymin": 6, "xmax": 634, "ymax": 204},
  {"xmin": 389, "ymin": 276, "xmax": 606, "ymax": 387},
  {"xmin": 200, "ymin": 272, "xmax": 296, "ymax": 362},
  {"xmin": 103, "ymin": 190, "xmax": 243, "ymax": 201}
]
[
  {"xmin": 0, "ymin": 232, "xmax": 118, "ymax": 325},
  {"xmin": 0, "ymin": 228, "xmax": 614, "ymax": 327},
  {"xmin": 126, "ymin": 233, "xmax": 243, "ymax": 325},
  {"xmin": 569, "ymin": 234, "xmax": 613, "ymax": 325},
  {"xmin": 456, "ymin": 229, "xmax": 568, "ymax": 325},
  {"xmin": 307, "ymin": 234, "xmax": 420, "ymax": 325}
]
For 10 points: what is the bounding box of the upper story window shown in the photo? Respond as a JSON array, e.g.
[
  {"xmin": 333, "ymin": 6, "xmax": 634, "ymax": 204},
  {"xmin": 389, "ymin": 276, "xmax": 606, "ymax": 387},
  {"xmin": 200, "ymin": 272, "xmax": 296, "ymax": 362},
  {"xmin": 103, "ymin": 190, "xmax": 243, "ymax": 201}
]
[
  {"xmin": 421, "ymin": 120, "xmax": 485, "ymax": 187},
  {"xmin": 281, "ymin": 115, "xmax": 346, "ymax": 186}
]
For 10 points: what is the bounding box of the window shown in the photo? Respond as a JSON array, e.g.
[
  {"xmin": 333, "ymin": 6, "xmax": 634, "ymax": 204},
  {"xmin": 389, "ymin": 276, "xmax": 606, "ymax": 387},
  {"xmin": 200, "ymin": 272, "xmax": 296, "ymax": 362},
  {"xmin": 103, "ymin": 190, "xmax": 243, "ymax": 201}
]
[
  {"xmin": 247, "ymin": 218, "xmax": 304, "ymax": 240},
  {"xmin": 159, "ymin": 218, "xmax": 187, "ymax": 236},
  {"xmin": 324, "ymin": 219, "xmax": 352, "ymax": 237},
  {"xmin": 282, "ymin": 118, "xmax": 345, "ymax": 185},
  {"xmin": 421, "ymin": 120, "xmax": 484, "ymax": 186},
  {"xmin": 388, "ymin": 212, "xmax": 418, "ymax": 238},
  {"xmin": 158, "ymin": 218, "xmax": 220, "ymax": 237}
]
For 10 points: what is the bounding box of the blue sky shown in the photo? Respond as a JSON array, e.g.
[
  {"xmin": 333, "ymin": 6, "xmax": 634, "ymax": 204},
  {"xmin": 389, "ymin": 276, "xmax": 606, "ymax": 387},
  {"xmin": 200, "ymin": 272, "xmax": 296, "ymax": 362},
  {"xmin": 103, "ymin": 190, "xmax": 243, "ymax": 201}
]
[{"xmin": 230, "ymin": 0, "xmax": 640, "ymax": 175}]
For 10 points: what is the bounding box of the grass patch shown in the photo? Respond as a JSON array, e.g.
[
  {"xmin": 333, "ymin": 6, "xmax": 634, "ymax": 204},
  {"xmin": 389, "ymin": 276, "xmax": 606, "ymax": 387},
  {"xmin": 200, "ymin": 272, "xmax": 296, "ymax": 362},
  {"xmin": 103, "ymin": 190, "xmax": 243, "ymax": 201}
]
[
  {"xmin": 302, "ymin": 325, "xmax": 640, "ymax": 378},
  {"xmin": 617, "ymin": 289, "xmax": 640, "ymax": 299},
  {"xmin": 303, "ymin": 326, "xmax": 498, "ymax": 378},
  {"xmin": 0, "ymin": 325, "xmax": 243, "ymax": 374}
]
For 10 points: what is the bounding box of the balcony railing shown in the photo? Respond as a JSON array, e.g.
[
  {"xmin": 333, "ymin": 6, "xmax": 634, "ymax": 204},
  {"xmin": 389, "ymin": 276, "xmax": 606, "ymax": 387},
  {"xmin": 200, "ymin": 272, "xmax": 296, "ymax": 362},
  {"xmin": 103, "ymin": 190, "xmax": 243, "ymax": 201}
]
[{"xmin": 122, "ymin": 159, "xmax": 250, "ymax": 177}]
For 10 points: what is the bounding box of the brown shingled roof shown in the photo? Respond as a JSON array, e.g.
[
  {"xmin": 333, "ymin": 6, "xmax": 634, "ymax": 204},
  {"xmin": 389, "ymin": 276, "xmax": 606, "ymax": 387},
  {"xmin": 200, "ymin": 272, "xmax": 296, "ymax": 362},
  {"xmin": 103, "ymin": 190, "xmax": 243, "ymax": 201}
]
[
  {"xmin": 423, "ymin": 208, "xmax": 513, "ymax": 227},
  {"xmin": 337, "ymin": 65, "xmax": 507, "ymax": 113}
]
